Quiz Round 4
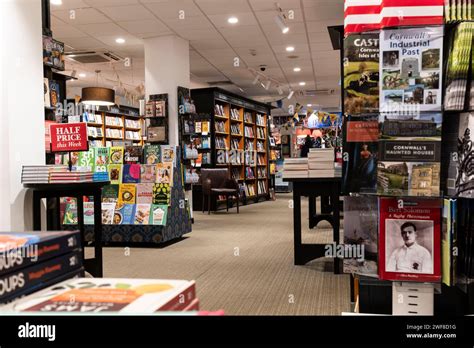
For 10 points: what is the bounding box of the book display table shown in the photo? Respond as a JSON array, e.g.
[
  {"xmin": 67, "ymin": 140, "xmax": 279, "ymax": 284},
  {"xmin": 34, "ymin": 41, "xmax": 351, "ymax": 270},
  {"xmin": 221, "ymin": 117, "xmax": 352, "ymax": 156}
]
[
  {"xmin": 24, "ymin": 181, "xmax": 109, "ymax": 277},
  {"xmin": 283, "ymin": 177, "xmax": 342, "ymax": 273}
]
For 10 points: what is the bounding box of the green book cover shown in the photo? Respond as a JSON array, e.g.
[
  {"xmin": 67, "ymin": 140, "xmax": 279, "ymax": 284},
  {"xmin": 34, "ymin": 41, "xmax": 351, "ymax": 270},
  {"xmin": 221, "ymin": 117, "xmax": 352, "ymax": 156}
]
[
  {"xmin": 94, "ymin": 147, "xmax": 110, "ymax": 172},
  {"xmin": 152, "ymin": 183, "xmax": 170, "ymax": 205},
  {"xmin": 102, "ymin": 184, "xmax": 119, "ymax": 203},
  {"xmin": 110, "ymin": 146, "xmax": 124, "ymax": 164},
  {"xmin": 144, "ymin": 145, "xmax": 161, "ymax": 165},
  {"xmin": 150, "ymin": 204, "xmax": 168, "ymax": 225},
  {"xmin": 63, "ymin": 202, "xmax": 78, "ymax": 225},
  {"xmin": 78, "ymin": 148, "xmax": 94, "ymax": 170}
]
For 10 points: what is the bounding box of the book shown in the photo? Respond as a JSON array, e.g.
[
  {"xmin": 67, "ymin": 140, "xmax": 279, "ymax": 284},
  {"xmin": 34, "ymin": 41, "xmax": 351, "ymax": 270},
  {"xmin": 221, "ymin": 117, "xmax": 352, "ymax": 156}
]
[
  {"xmin": 0, "ymin": 251, "xmax": 82, "ymax": 303},
  {"xmin": 122, "ymin": 164, "xmax": 141, "ymax": 183},
  {"xmin": 153, "ymin": 183, "xmax": 171, "ymax": 205},
  {"xmin": 442, "ymin": 199, "xmax": 457, "ymax": 286},
  {"xmin": 78, "ymin": 148, "xmax": 95, "ymax": 171},
  {"xmin": 202, "ymin": 121, "xmax": 210, "ymax": 134},
  {"xmin": 124, "ymin": 146, "xmax": 143, "ymax": 164},
  {"xmin": 156, "ymin": 162, "xmax": 173, "ymax": 186},
  {"xmin": 101, "ymin": 202, "xmax": 116, "ymax": 225},
  {"xmin": 0, "ymin": 231, "xmax": 80, "ymax": 275},
  {"xmin": 5, "ymin": 278, "xmax": 196, "ymax": 313},
  {"xmin": 456, "ymin": 112, "xmax": 474, "ymax": 197},
  {"xmin": 150, "ymin": 205, "xmax": 168, "ymax": 225},
  {"xmin": 145, "ymin": 101, "xmax": 155, "ymax": 117},
  {"xmin": 378, "ymin": 197, "xmax": 441, "ymax": 282},
  {"xmin": 108, "ymin": 164, "xmax": 122, "ymax": 185},
  {"xmin": 344, "ymin": 33, "xmax": 379, "ymax": 114},
  {"xmin": 109, "ymin": 147, "xmax": 124, "ymax": 164},
  {"xmin": 63, "ymin": 202, "xmax": 77, "ymax": 225},
  {"xmin": 43, "ymin": 78, "xmax": 50, "ymax": 107},
  {"xmin": 83, "ymin": 202, "xmax": 94, "ymax": 225},
  {"xmin": 161, "ymin": 145, "xmax": 175, "ymax": 164},
  {"xmin": 93, "ymin": 147, "xmax": 110, "ymax": 173},
  {"xmin": 118, "ymin": 184, "xmax": 136, "ymax": 205},
  {"xmin": 49, "ymin": 80, "xmax": 61, "ymax": 108},
  {"xmin": 102, "ymin": 185, "xmax": 119, "ymax": 203},
  {"xmin": 148, "ymin": 126, "xmax": 166, "ymax": 142},
  {"xmin": 155, "ymin": 100, "xmax": 166, "ymax": 117},
  {"xmin": 134, "ymin": 204, "xmax": 151, "ymax": 225},
  {"xmin": 136, "ymin": 184, "xmax": 153, "ymax": 204},
  {"xmin": 343, "ymin": 196, "xmax": 378, "ymax": 277},
  {"xmin": 195, "ymin": 121, "xmax": 202, "ymax": 133},
  {"xmin": 140, "ymin": 165, "xmax": 157, "ymax": 183},
  {"xmin": 144, "ymin": 145, "xmax": 161, "ymax": 165},
  {"xmin": 115, "ymin": 203, "xmax": 136, "ymax": 225}
]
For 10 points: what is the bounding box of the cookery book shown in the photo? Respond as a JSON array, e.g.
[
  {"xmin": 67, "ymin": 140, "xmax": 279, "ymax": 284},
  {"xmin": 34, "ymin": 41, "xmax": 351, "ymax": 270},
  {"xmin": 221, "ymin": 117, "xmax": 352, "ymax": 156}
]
[
  {"xmin": 0, "ymin": 231, "xmax": 80, "ymax": 275},
  {"xmin": 93, "ymin": 147, "xmax": 110, "ymax": 173},
  {"xmin": 122, "ymin": 164, "xmax": 141, "ymax": 183},
  {"xmin": 124, "ymin": 146, "xmax": 143, "ymax": 164},
  {"xmin": 101, "ymin": 203, "xmax": 116, "ymax": 225},
  {"xmin": 109, "ymin": 146, "xmax": 124, "ymax": 164},
  {"xmin": 114, "ymin": 203, "xmax": 135, "ymax": 225},
  {"xmin": 83, "ymin": 202, "xmax": 94, "ymax": 225},
  {"xmin": 378, "ymin": 197, "xmax": 441, "ymax": 282},
  {"xmin": 343, "ymin": 196, "xmax": 378, "ymax": 277},
  {"xmin": 63, "ymin": 202, "xmax": 78, "ymax": 225},
  {"xmin": 134, "ymin": 204, "xmax": 151, "ymax": 225},
  {"xmin": 136, "ymin": 184, "xmax": 153, "ymax": 204},
  {"xmin": 156, "ymin": 162, "xmax": 173, "ymax": 186},
  {"xmin": 140, "ymin": 165, "xmax": 157, "ymax": 183},
  {"xmin": 4, "ymin": 278, "xmax": 196, "ymax": 313},
  {"xmin": 108, "ymin": 164, "xmax": 122, "ymax": 185},
  {"xmin": 0, "ymin": 251, "xmax": 82, "ymax": 303},
  {"xmin": 78, "ymin": 148, "xmax": 94, "ymax": 171},
  {"xmin": 150, "ymin": 205, "xmax": 168, "ymax": 225},
  {"xmin": 153, "ymin": 183, "xmax": 171, "ymax": 205},
  {"xmin": 118, "ymin": 184, "xmax": 136, "ymax": 205},
  {"xmin": 161, "ymin": 145, "xmax": 176, "ymax": 164},
  {"xmin": 102, "ymin": 185, "xmax": 119, "ymax": 203},
  {"xmin": 144, "ymin": 145, "xmax": 161, "ymax": 165}
]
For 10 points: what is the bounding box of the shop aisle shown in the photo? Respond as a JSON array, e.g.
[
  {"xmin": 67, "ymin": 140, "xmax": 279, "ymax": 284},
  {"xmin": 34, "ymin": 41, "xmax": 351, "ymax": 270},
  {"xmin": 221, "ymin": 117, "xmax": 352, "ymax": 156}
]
[{"xmin": 94, "ymin": 194, "xmax": 350, "ymax": 315}]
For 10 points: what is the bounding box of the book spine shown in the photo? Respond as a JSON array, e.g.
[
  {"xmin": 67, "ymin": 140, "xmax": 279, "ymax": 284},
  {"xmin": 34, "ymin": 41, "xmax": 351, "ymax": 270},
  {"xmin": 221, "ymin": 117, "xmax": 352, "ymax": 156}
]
[
  {"xmin": 0, "ymin": 231, "xmax": 81, "ymax": 275},
  {"xmin": 0, "ymin": 251, "xmax": 82, "ymax": 303}
]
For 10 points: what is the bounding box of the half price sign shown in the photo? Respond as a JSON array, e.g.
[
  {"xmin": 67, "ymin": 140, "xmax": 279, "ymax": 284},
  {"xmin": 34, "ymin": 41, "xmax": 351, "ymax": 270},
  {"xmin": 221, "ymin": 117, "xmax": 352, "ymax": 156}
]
[{"xmin": 50, "ymin": 123, "xmax": 88, "ymax": 152}]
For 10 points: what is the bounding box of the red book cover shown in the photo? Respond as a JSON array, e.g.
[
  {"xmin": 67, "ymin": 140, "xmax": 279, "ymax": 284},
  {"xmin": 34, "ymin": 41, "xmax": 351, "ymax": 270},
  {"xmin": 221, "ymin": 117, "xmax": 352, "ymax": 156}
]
[{"xmin": 378, "ymin": 197, "xmax": 441, "ymax": 282}]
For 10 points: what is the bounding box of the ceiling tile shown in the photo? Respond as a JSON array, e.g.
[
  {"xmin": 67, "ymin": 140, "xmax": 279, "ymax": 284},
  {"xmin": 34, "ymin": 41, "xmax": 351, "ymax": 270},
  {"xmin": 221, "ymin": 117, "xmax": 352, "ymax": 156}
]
[
  {"xmin": 51, "ymin": 0, "xmax": 90, "ymax": 10},
  {"xmin": 98, "ymin": 4, "xmax": 155, "ymax": 21},
  {"xmin": 52, "ymin": 24, "xmax": 88, "ymax": 39},
  {"xmin": 303, "ymin": 3, "xmax": 344, "ymax": 21},
  {"xmin": 117, "ymin": 19, "xmax": 170, "ymax": 35},
  {"xmin": 61, "ymin": 36, "xmax": 107, "ymax": 50},
  {"xmin": 95, "ymin": 34, "xmax": 143, "ymax": 47},
  {"xmin": 142, "ymin": 0, "xmax": 203, "ymax": 19},
  {"xmin": 160, "ymin": 15, "xmax": 212, "ymax": 30},
  {"xmin": 207, "ymin": 13, "xmax": 258, "ymax": 28},
  {"xmin": 191, "ymin": 39, "xmax": 230, "ymax": 50},
  {"xmin": 52, "ymin": 8, "xmax": 111, "ymax": 25},
  {"xmin": 249, "ymin": 0, "xmax": 301, "ymax": 11},
  {"xmin": 84, "ymin": 0, "xmax": 139, "ymax": 6},
  {"xmin": 194, "ymin": 0, "xmax": 252, "ymax": 15},
  {"xmin": 254, "ymin": 9, "xmax": 304, "ymax": 25},
  {"xmin": 76, "ymin": 22, "xmax": 129, "ymax": 36}
]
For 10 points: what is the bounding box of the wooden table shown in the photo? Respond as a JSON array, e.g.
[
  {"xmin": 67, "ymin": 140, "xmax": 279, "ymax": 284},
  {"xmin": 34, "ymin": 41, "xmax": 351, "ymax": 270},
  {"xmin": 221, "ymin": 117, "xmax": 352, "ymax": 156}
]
[
  {"xmin": 283, "ymin": 177, "xmax": 342, "ymax": 273},
  {"xmin": 24, "ymin": 181, "xmax": 109, "ymax": 277}
]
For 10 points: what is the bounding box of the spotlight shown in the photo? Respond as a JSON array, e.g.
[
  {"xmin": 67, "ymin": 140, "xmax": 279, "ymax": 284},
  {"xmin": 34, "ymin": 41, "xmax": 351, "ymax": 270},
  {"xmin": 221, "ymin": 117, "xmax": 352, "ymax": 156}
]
[
  {"xmin": 252, "ymin": 75, "xmax": 260, "ymax": 85},
  {"xmin": 287, "ymin": 90, "xmax": 294, "ymax": 99},
  {"xmin": 274, "ymin": 15, "xmax": 289, "ymax": 34},
  {"xmin": 264, "ymin": 80, "xmax": 271, "ymax": 90},
  {"xmin": 277, "ymin": 85, "xmax": 284, "ymax": 95}
]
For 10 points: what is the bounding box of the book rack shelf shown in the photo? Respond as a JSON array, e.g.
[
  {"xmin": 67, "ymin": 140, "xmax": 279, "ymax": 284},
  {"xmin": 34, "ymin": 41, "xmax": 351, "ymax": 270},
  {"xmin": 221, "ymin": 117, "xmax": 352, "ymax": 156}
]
[{"xmin": 191, "ymin": 87, "xmax": 271, "ymax": 211}]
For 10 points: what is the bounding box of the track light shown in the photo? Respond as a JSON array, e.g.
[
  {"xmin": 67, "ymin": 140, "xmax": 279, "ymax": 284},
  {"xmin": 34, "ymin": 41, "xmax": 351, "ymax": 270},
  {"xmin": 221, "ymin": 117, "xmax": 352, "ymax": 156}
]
[
  {"xmin": 264, "ymin": 80, "xmax": 271, "ymax": 90},
  {"xmin": 274, "ymin": 15, "xmax": 289, "ymax": 34},
  {"xmin": 252, "ymin": 75, "xmax": 260, "ymax": 85},
  {"xmin": 287, "ymin": 90, "xmax": 294, "ymax": 99},
  {"xmin": 277, "ymin": 85, "xmax": 284, "ymax": 95}
]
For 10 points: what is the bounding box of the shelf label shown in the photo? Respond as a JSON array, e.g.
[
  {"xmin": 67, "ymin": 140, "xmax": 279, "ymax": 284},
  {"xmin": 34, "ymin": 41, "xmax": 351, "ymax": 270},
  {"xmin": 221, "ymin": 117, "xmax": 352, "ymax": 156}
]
[{"xmin": 50, "ymin": 123, "xmax": 88, "ymax": 152}]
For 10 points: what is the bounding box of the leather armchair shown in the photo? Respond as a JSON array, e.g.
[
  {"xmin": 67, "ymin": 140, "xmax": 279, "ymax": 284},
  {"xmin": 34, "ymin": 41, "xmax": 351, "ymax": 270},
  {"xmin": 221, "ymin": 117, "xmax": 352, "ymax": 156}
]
[{"xmin": 201, "ymin": 168, "xmax": 240, "ymax": 214}]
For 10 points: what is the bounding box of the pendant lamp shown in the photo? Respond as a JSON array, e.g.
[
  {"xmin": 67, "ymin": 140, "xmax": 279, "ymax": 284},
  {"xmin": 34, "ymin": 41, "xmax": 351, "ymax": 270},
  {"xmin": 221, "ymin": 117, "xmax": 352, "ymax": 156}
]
[{"xmin": 81, "ymin": 70, "xmax": 115, "ymax": 106}]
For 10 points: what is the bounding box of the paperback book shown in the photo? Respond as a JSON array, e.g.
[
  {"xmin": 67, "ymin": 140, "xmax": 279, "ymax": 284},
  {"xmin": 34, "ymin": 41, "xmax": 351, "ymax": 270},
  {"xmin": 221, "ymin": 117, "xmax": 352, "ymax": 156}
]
[
  {"xmin": 122, "ymin": 164, "xmax": 141, "ymax": 183},
  {"xmin": 140, "ymin": 165, "xmax": 157, "ymax": 183},
  {"xmin": 150, "ymin": 205, "xmax": 168, "ymax": 225},
  {"xmin": 136, "ymin": 184, "xmax": 153, "ymax": 204},
  {"xmin": 118, "ymin": 184, "xmax": 136, "ymax": 205},
  {"xmin": 144, "ymin": 145, "xmax": 161, "ymax": 165},
  {"xmin": 442, "ymin": 199, "xmax": 457, "ymax": 286},
  {"xmin": 156, "ymin": 162, "xmax": 173, "ymax": 186},
  {"xmin": 102, "ymin": 185, "xmax": 119, "ymax": 203},
  {"xmin": 83, "ymin": 202, "xmax": 94, "ymax": 225},
  {"xmin": 93, "ymin": 147, "xmax": 110, "ymax": 173},
  {"xmin": 134, "ymin": 204, "xmax": 151, "ymax": 225},
  {"xmin": 153, "ymin": 183, "xmax": 171, "ymax": 205},
  {"xmin": 101, "ymin": 203, "xmax": 116, "ymax": 225},
  {"xmin": 114, "ymin": 204, "xmax": 135, "ymax": 225},
  {"xmin": 124, "ymin": 146, "xmax": 143, "ymax": 164},
  {"xmin": 109, "ymin": 147, "xmax": 124, "ymax": 164},
  {"xmin": 456, "ymin": 112, "xmax": 474, "ymax": 198},
  {"xmin": 108, "ymin": 164, "xmax": 122, "ymax": 185}
]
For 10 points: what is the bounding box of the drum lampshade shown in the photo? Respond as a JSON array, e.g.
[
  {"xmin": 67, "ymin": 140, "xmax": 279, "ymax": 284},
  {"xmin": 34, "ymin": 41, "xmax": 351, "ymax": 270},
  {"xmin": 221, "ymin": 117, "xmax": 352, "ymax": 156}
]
[{"xmin": 81, "ymin": 87, "xmax": 115, "ymax": 106}]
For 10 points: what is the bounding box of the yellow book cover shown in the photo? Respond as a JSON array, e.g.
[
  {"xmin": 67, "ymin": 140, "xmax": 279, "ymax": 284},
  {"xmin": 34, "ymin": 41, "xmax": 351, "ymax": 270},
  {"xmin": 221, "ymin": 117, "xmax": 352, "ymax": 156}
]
[
  {"xmin": 110, "ymin": 147, "xmax": 124, "ymax": 164},
  {"xmin": 118, "ymin": 184, "xmax": 136, "ymax": 205}
]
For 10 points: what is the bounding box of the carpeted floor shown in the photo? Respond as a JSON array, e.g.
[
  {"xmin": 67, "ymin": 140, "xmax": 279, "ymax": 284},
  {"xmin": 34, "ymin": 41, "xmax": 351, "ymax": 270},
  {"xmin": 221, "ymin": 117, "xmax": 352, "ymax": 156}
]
[{"xmin": 93, "ymin": 193, "xmax": 351, "ymax": 315}]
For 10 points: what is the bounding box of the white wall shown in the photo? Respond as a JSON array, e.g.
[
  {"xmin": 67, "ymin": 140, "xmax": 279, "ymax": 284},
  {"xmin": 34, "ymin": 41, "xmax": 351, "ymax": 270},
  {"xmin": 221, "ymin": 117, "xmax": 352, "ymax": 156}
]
[
  {"xmin": 144, "ymin": 35, "xmax": 190, "ymax": 145},
  {"xmin": 0, "ymin": 0, "xmax": 45, "ymax": 230}
]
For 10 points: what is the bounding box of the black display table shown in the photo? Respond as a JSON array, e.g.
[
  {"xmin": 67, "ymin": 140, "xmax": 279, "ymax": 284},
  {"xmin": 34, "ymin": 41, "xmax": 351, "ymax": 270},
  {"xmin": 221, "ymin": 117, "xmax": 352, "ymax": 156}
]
[
  {"xmin": 24, "ymin": 181, "xmax": 109, "ymax": 277},
  {"xmin": 283, "ymin": 177, "xmax": 342, "ymax": 273}
]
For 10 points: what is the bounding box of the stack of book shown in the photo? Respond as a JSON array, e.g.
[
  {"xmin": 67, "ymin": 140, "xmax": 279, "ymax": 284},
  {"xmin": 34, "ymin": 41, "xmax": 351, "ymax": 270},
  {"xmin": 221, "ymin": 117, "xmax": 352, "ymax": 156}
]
[
  {"xmin": 49, "ymin": 170, "xmax": 94, "ymax": 183},
  {"xmin": 308, "ymin": 149, "xmax": 336, "ymax": 178},
  {"xmin": 283, "ymin": 158, "xmax": 308, "ymax": 178},
  {"xmin": 4, "ymin": 278, "xmax": 200, "ymax": 313},
  {"xmin": 0, "ymin": 231, "xmax": 83, "ymax": 305},
  {"xmin": 21, "ymin": 165, "xmax": 68, "ymax": 184}
]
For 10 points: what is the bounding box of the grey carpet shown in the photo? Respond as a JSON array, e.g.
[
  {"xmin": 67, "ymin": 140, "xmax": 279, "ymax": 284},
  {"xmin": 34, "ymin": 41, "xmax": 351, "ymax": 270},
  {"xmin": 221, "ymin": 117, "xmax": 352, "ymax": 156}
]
[{"xmin": 87, "ymin": 193, "xmax": 350, "ymax": 315}]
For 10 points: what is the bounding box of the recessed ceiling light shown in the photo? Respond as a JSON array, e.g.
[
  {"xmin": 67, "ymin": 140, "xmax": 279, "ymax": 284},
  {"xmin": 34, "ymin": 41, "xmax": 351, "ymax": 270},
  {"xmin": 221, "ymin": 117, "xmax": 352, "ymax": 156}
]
[
  {"xmin": 228, "ymin": 17, "xmax": 239, "ymax": 24},
  {"xmin": 115, "ymin": 38, "xmax": 125, "ymax": 44},
  {"xmin": 299, "ymin": 82, "xmax": 306, "ymax": 86},
  {"xmin": 307, "ymin": 104, "xmax": 312, "ymax": 107},
  {"xmin": 293, "ymin": 67, "xmax": 301, "ymax": 72},
  {"xmin": 51, "ymin": 0, "xmax": 62, "ymax": 5},
  {"xmin": 286, "ymin": 46, "xmax": 295, "ymax": 52},
  {"xmin": 79, "ymin": 73, "xmax": 86, "ymax": 78}
]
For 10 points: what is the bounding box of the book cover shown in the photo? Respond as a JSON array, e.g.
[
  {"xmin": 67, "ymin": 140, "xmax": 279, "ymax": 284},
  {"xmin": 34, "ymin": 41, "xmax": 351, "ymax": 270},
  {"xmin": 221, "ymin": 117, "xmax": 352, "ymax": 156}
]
[
  {"xmin": 122, "ymin": 164, "xmax": 141, "ymax": 183},
  {"xmin": 109, "ymin": 147, "xmax": 124, "ymax": 164},
  {"xmin": 43, "ymin": 78, "xmax": 50, "ymax": 107},
  {"xmin": 155, "ymin": 100, "xmax": 166, "ymax": 117},
  {"xmin": 0, "ymin": 231, "xmax": 80, "ymax": 275},
  {"xmin": 343, "ymin": 33, "xmax": 379, "ymax": 115},
  {"xmin": 161, "ymin": 145, "xmax": 175, "ymax": 164},
  {"xmin": 6, "ymin": 278, "xmax": 196, "ymax": 313},
  {"xmin": 78, "ymin": 148, "xmax": 94, "ymax": 171},
  {"xmin": 115, "ymin": 203, "xmax": 136, "ymax": 225},
  {"xmin": 101, "ymin": 202, "xmax": 116, "ymax": 225},
  {"xmin": 380, "ymin": 26, "xmax": 443, "ymax": 112},
  {"xmin": 118, "ymin": 184, "xmax": 136, "ymax": 205},
  {"xmin": 49, "ymin": 80, "xmax": 61, "ymax": 108},
  {"xmin": 108, "ymin": 164, "xmax": 123, "ymax": 185},
  {"xmin": 144, "ymin": 145, "xmax": 161, "ymax": 165},
  {"xmin": 136, "ymin": 184, "xmax": 153, "ymax": 204},
  {"xmin": 83, "ymin": 202, "xmax": 94, "ymax": 225},
  {"xmin": 102, "ymin": 185, "xmax": 119, "ymax": 203},
  {"xmin": 145, "ymin": 101, "xmax": 155, "ymax": 117},
  {"xmin": 152, "ymin": 183, "xmax": 171, "ymax": 205},
  {"xmin": 150, "ymin": 205, "xmax": 168, "ymax": 225},
  {"xmin": 342, "ymin": 114, "xmax": 379, "ymax": 194},
  {"xmin": 147, "ymin": 127, "xmax": 166, "ymax": 142},
  {"xmin": 195, "ymin": 121, "xmax": 202, "ymax": 133},
  {"xmin": 156, "ymin": 162, "xmax": 173, "ymax": 186},
  {"xmin": 202, "ymin": 121, "xmax": 210, "ymax": 134},
  {"xmin": 442, "ymin": 199, "xmax": 457, "ymax": 286},
  {"xmin": 134, "ymin": 204, "xmax": 151, "ymax": 225},
  {"xmin": 140, "ymin": 164, "xmax": 157, "ymax": 183},
  {"xmin": 343, "ymin": 196, "xmax": 378, "ymax": 277},
  {"xmin": 0, "ymin": 251, "xmax": 82, "ymax": 303},
  {"xmin": 456, "ymin": 112, "xmax": 474, "ymax": 197},
  {"xmin": 93, "ymin": 147, "xmax": 110, "ymax": 173},
  {"xmin": 63, "ymin": 202, "xmax": 77, "ymax": 225},
  {"xmin": 124, "ymin": 146, "xmax": 143, "ymax": 164},
  {"xmin": 378, "ymin": 197, "xmax": 441, "ymax": 282}
]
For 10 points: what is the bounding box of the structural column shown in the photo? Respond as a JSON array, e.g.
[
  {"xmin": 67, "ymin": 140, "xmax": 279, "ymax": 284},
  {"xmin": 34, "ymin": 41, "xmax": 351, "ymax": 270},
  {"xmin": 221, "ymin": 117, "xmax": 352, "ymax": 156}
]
[
  {"xmin": 0, "ymin": 0, "xmax": 45, "ymax": 230},
  {"xmin": 144, "ymin": 35, "xmax": 190, "ymax": 145}
]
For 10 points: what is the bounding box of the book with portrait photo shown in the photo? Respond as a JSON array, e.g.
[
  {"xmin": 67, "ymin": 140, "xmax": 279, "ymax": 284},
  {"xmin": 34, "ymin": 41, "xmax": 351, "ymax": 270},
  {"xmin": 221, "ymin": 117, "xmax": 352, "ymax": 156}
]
[
  {"xmin": 156, "ymin": 162, "xmax": 173, "ymax": 186},
  {"xmin": 378, "ymin": 197, "xmax": 441, "ymax": 282}
]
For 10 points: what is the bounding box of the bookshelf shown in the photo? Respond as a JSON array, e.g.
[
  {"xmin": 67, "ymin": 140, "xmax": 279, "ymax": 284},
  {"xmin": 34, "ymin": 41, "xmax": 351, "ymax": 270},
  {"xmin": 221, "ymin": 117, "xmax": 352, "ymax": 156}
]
[{"xmin": 191, "ymin": 87, "xmax": 271, "ymax": 210}]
